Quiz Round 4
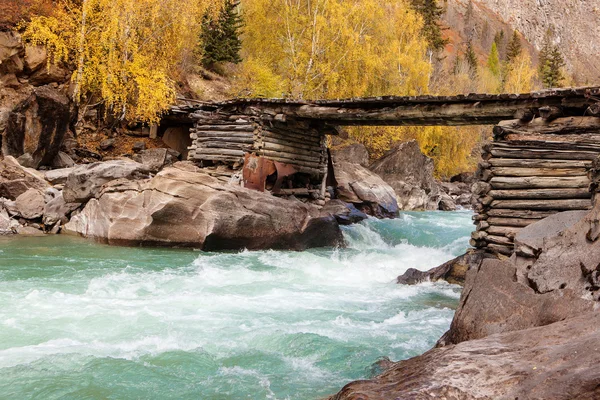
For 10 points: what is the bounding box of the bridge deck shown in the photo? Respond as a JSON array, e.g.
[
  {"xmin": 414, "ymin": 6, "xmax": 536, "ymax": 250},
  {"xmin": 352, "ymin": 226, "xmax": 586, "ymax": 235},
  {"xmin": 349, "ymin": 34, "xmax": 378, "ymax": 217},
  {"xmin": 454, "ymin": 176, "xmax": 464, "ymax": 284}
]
[{"xmin": 173, "ymin": 87, "xmax": 600, "ymax": 127}]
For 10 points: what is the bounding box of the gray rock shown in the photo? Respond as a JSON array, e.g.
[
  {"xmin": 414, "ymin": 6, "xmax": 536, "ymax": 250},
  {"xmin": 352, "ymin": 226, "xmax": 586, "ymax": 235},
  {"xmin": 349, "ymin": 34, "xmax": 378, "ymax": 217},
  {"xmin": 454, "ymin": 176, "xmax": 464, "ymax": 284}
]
[
  {"xmin": 331, "ymin": 143, "xmax": 370, "ymax": 167},
  {"xmin": 44, "ymin": 167, "xmax": 75, "ymax": 185},
  {"xmin": 63, "ymin": 160, "xmax": 150, "ymax": 203},
  {"xmin": 0, "ymin": 156, "xmax": 49, "ymax": 199},
  {"xmin": 320, "ymin": 199, "xmax": 369, "ymax": 226},
  {"xmin": 0, "ymin": 207, "xmax": 15, "ymax": 234},
  {"xmin": 43, "ymin": 191, "xmax": 81, "ymax": 226},
  {"xmin": 99, "ymin": 138, "xmax": 116, "ymax": 151},
  {"xmin": 397, "ymin": 251, "xmax": 485, "ymax": 286},
  {"xmin": 51, "ymin": 152, "xmax": 75, "ymax": 169},
  {"xmin": 16, "ymin": 226, "xmax": 45, "ymax": 236},
  {"xmin": 330, "ymin": 312, "xmax": 600, "ymax": 400},
  {"xmin": 64, "ymin": 164, "xmax": 343, "ymax": 251},
  {"xmin": 334, "ymin": 161, "xmax": 399, "ymax": 218},
  {"xmin": 132, "ymin": 141, "xmax": 146, "ymax": 153},
  {"xmin": 139, "ymin": 148, "xmax": 169, "ymax": 172},
  {"xmin": 370, "ymin": 140, "xmax": 445, "ymax": 211},
  {"xmin": 15, "ymin": 188, "xmax": 45, "ymax": 219}
]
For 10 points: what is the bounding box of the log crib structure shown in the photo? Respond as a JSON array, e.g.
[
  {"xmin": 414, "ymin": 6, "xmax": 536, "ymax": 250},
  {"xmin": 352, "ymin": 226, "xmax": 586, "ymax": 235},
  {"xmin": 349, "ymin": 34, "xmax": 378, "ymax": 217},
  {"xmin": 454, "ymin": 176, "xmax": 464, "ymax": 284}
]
[{"xmin": 165, "ymin": 87, "xmax": 600, "ymax": 256}]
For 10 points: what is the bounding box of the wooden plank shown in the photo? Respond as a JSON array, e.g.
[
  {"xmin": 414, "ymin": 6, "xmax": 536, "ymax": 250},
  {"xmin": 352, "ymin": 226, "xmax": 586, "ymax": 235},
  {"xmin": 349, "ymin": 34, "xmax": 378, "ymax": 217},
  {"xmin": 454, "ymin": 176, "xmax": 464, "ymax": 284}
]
[
  {"xmin": 193, "ymin": 131, "xmax": 254, "ymax": 139},
  {"xmin": 490, "ymin": 199, "xmax": 592, "ymax": 210},
  {"xmin": 490, "ymin": 167, "xmax": 588, "ymax": 177},
  {"xmin": 487, "ymin": 217, "xmax": 541, "ymax": 227},
  {"xmin": 490, "ymin": 176, "xmax": 590, "ymax": 189},
  {"xmin": 259, "ymin": 142, "xmax": 323, "ymax": 158},
  {"xmin": 497, "ymin": 117, "xmax": 600, "ymax": 135},
  {"xmin": 194, "ymin": 137, "xmax": 254, "ymax": 145},
  {"xmin": 195, "ymin": 124, "xmax": 255, "ymax": 132},
  {"xmin": 485, "ymin": 235, "xmax": 513, "ymax": 246},
  {"xmin": 490, "ymin": 148, "xmax": 600, "ymax": 160},
  {"xmin": 488, "ymin": 159, "xmax": 592, "ymax": 168},
  {"xmin": 489, "ymin": 188, "xmax": 592, "ymax": 200},
  {"xmin": 487, "ymin": 225, "xmax": 522, "ymax": 237},
  {"xmin": 257, "ymin": 149, "xmax": 323, "ymax": 164},
  {"xmin": 486, "ymin": 209, "xmax": 556, "ymax": 219}
]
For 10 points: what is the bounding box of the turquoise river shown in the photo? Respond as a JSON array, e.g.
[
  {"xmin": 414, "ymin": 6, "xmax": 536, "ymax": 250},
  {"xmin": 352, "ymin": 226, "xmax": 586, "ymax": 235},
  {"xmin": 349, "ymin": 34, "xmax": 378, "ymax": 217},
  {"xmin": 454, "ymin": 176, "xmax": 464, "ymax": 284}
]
[{"xmin": 0, "ymin": 211, "xmax": 472, "ymax": 400}]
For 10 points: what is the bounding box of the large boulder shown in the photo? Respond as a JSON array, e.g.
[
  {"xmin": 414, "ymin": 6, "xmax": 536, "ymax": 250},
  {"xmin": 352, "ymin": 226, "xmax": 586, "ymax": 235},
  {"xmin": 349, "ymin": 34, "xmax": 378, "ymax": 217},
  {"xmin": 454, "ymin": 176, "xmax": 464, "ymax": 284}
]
[
  {"xmin": 43, "ymin": 191, "xmax": 81, "ymax": 226},
  {"xmin": 3, "ymin": 86, "xmax": 72, "ymax": 169},
  {"xmin": 0, "ymin": 156, "xmax": 50, "ymax": 200},
  {"xmin": 439, "ymin": 258, "xmax": 594, "ymax": 345},
  {"xmin": 0, "ymin": 31, "xmax": 23, "ymax": 76},
  {"xmin": 330, "ymin": 312, "xmax": 600, "ymax": 400},
  {"xmin": 63, "ymin": 160, "xmax": 151, "ymax": 203},
  {"xmin": 64, "ymin": 164, "xmax": 344, "ymax": 250},
  {"xmin": 15, "ymin": 188, "xmax": 45, "ymax": 219},
  {"xmin": 334, "ymin": 161, "xmax": 399, "ymax": 218},
  {"xmin": 370, "ymin": 140, "xmax": 449, "ymax": 210},
  {"xmin": 331, "ymin": 143, "xmax": 370, "ymax": 167}
]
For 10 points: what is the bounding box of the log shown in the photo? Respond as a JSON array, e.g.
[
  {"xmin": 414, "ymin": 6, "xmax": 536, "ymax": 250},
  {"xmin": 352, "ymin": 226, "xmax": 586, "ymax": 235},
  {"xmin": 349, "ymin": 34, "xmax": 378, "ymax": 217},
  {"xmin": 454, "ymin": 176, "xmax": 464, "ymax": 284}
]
[
  {"xmin": 261, "ymin": 134, "xmax": 323, "ymax": 151},
  {"xmin": 195, "ymin": 124, "xmax": 255, "ymax": 132},
  {"xmin": 259, "ymin": 142, "xmax": 324, "ymax": 158},
  {"xmin": 192, "ymin": 131, "xmax": 255, "ymax": 139},
  {"xmin": 514, "ymin": 108, "xmax": 534, "ymax": 122},
  {"xmin": 486, "ymin": 243, "xmax": 514, "ymax": 256},
  {"xmin": 490, "ymin": 167, "xmax": 588, "ymax": 177},
  {"xmin": 486, "ymin": 209, "xmax": 556, "ymax": 219},
  {"xmin": 490, "ymin": 176, "xmax": 590, "ymax": 189},
  {"xmin": 255, "ymin": 154, "xmax": 323, "ymax": 170},
  {"xmin": 197, "ymin": 142, "xmax": 253, "ymax": 151},
  {"xmin": 192, "ymin": 155, "xmax": 243, "ymax": 163},
  {"xmin": 485, "ymin": 234, "xmax": 513, "ymax": 246},
  {"xmin": 489, "ymin": 188, "xmax": 592, "ymax": 200},
  {"xmin": 264, "ymin": 128, "xmax": 322, "ymax": 145},
  {"xmin": 490, "ymin": 148, "xmax": 600, "ymax": 160},
  {"xmin": 192, "ymin": 148, "xmax": 245, "ymax": 157},
  {"xmin": 487, "ymin": 217, "xmax": 541, "ymax": 227},
  {"xmin": 490, "ymin": 199, "xmax": 592, "ymax": 211},
  {"xmin": 194, "ymin": 137, "xmax": 254, "ymax": 145},
  {"xmin": 492, "ymin": 141, "xmax": 600, "ymax": 152},
  {"xmin": 488, "ymin": 159, "xmax": 592, "ymax": 168},
  {"xmin": 257, "ymin": 149, "xmax": 324, "ymax": 164},
  {"xmin": 487, "ymin": 225, "xmax": 522, "ymax": 237},
  {"xmin": 538, "ymin": 106, "xmax": 563, "ymax": 121}
]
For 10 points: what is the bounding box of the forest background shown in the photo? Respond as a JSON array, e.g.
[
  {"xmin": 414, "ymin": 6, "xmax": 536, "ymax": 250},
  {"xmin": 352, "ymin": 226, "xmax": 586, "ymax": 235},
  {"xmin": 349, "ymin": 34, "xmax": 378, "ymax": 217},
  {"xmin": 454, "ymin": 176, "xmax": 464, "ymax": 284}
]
[{"xmin": 1, "ymin": 0, "xmax": 575, "ymax": 178}]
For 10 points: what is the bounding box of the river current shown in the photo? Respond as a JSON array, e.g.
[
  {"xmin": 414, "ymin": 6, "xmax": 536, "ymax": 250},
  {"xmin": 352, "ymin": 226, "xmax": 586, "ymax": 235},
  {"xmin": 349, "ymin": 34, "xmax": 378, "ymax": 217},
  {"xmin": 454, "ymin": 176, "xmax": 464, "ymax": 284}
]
[{"xmin": 0, "ymin": 211, "xmax": 472, "ymax": 399}]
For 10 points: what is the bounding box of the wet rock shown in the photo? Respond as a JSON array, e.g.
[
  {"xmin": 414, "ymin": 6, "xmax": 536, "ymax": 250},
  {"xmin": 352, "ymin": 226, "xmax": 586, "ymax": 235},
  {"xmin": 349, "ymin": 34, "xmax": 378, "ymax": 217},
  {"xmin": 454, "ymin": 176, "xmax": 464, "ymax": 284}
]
[
  {"xmin": 64, "ymin": 164, "xmax": 344, "ymax": 250},
  {"xmin": 370, "ymin": 140, "xmax": 446, "ymax": 211},
  {"xmin": 320, "ymin": 199, "xmax": 369, "ymax": 226},
  {"xmin": 16, "ymin": 226, "xmax": 45, "ymax": 236},
  {"xmin": 439, "ymin": 258, "xmax": 594, "ymax": 346},
  {"xmin": 330, "ymin": 312, "xmax": 600, "ymax": 400},
  {"xmin": 15, "ymin": 188, "xmax": 45, "ymax": 219},
  {"xmin": 397, "ymin": 251, "xmax": 485, "ymax": 286},
  {"xmin": 0, "ymin": 156, "xmax": 49, "ymax": 200},
  {"xmin": 331, "ymin": 143, "xmax": 370, "ymax": 167},
  {"xmin": 334, "ymin": 161, "xmax": 399, "ymax": 219},
  {"xmin": 63, "ymin": 160, "xmax": 150, "ymax": 203},
  {"xmin": 3, "ymin": 86, "xmax": 72, "ymax": 168}
]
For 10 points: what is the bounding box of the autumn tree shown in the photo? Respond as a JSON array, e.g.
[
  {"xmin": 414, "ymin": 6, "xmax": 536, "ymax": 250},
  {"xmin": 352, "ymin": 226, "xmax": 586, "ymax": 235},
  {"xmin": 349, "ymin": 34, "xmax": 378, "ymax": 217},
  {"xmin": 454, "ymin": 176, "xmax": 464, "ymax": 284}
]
[
  {"xmin": 410, "ymin": 0, "xmax": 448, "ymax": 54},
  {"xmin": 23, "ymin": 0, "xmax": 223, "ymax": 122},
  {"xmin": 538, "ymin": 33, "xmax": 565, "ymax": 88},
  {"xmin": 487, "ymin": 42, "xmax": 500, "ymax": 76},
  {"xmin": 200, "ymin": 0, "xmax": 243, "ymax": 70},
  {"xmin": 504, "ymin": 52, "xmax": 537, "ymax": 93}
]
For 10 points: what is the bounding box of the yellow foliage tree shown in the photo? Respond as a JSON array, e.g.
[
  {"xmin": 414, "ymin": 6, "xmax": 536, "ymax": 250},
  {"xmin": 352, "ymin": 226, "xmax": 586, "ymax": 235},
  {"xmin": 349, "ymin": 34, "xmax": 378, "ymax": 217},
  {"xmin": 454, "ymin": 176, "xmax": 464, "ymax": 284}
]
[
  {"xmin": 23, "ymin": 0, "xmax": 222, "ymax": 122},
  {"xmin": 504, "ymin": 52, "xmax": 538, "ymax": 93}
]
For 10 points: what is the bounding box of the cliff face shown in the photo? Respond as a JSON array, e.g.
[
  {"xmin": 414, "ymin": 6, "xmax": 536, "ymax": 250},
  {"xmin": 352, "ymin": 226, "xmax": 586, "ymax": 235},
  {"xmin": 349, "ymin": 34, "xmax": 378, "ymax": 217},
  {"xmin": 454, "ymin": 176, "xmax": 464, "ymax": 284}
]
[{"xmin": 442, "ymin": 0, "xmax": 600, "ymax": 84}]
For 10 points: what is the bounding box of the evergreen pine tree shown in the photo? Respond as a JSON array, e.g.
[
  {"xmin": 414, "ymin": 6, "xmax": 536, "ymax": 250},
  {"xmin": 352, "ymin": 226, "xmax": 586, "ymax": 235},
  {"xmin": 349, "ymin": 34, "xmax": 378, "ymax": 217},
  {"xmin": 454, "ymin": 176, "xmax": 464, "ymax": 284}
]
[
  {"xmin": 410, "ymin": 0, "xmax": 449, "ymax": 53},
  {"xmin": 200, "ymin": 0, "xmax": 243, "ymax": 69},
  {"xmin": 487, "ymin": 42, "xmax": 500, "ymax": 76},
  {"xmin": 505, "ymin": 30, "xmax": 522, "ymax": 63},
  {"xmin": 538, "ymin": 32, "xmax": 565, "ymax": 88},
  {"xmin": 465, "ymin": 40, "xmax": 478, "ymax": 77}
]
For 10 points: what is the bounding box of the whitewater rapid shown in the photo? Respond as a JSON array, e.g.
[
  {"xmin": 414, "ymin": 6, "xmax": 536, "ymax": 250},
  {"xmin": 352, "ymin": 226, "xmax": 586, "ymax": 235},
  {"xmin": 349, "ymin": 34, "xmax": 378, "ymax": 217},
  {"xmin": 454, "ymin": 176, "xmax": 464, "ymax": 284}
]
[{"xmin": 0, "ymin": 211, "xmax": 472, "ymax": 399}]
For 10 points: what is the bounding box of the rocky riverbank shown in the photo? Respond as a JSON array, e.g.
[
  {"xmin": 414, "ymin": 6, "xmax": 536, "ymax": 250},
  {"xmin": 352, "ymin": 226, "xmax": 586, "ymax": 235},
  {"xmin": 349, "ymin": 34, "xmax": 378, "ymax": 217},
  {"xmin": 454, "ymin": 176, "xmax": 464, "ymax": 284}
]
[{"xmin": 330, "ymin": 201, "xmax": 600, "ymax": 399}]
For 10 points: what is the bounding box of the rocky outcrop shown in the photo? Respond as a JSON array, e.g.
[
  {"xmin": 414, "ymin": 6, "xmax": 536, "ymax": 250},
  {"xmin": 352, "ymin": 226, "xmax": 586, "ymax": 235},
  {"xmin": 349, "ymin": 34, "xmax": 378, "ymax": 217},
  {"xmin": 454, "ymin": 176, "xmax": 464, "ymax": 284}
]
[
  {"xmin": 65, "ymin": 163, "xmax": 344, "ymax": 250},
  {"xmin": 334, "ymin": 161, "xmax": 399, "ymax": 219},
  {"xmin": 3, "ymin": 86, "xmax": 72, "ymax": 168},
  {"xmin": 330, "ymin": 312, "xmax": 600, "ymax": 400},
  {"xmin": 320, "ymin": 199, "xmax": 369, "ymax": 226},
  {"xmin": 0, "ymin": 156, "xmax": 49, "ymax": 200},
  {"xmin": 63, "ymin": 160, "xmax": 151, "ymax": 203},
  {"xmin": 397, "ymin": 250, "xmax": 485, "ymax": 286},
  {"xmin": 370, "ymin": 141, "xmax": 454, "ymax": 211}
]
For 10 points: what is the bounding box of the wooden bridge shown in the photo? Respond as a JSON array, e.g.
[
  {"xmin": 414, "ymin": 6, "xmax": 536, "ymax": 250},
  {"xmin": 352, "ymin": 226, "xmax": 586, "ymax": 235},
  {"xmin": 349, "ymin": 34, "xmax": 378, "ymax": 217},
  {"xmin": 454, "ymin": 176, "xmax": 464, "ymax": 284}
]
[{"xmin": 166, "ymin": 86, "xmax": 600, "ymax": 256}]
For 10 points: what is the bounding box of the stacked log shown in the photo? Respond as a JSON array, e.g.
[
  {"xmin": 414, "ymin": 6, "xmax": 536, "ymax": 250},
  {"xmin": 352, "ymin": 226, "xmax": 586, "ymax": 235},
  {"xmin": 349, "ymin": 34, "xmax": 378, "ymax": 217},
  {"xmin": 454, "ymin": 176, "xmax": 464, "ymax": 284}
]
[
  {"xmin": 472, "ymin": 116, "xmax": 599, "ymax": 255},
  {"xmin": 188, "ymin": 111, "xmax": 256, "ymax": 164},
  {"xmin": 253, "ymin": 121, "xmax": 328, "ymax": 178}
]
